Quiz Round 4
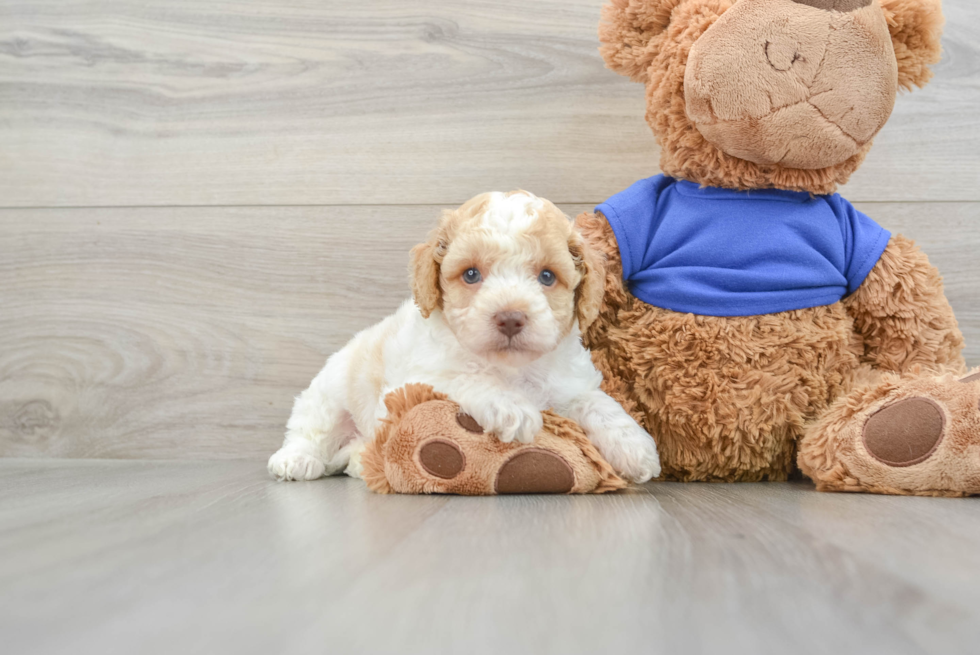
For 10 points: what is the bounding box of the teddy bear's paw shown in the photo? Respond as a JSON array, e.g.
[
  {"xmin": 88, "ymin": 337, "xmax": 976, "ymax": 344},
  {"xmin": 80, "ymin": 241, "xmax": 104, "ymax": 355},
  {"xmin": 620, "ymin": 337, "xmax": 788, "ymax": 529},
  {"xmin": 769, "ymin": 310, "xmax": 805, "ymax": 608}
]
[
  {"xmin": 801, "ymin": 368, "xmax": 980, "ymax": 496},
  {"xmin": 407, "ymin": 409, "xmax": 578, "ymax": 494},
  {"xmin": 494, "ymin": 448, "xmax": 576, "ymax": 494}
]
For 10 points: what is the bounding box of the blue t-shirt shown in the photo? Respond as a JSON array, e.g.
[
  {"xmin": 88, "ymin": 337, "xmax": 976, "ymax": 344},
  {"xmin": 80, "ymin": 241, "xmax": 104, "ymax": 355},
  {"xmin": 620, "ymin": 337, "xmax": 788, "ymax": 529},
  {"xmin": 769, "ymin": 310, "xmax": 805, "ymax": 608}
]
[{"xmin": 595, "ymin": 176, "xmax": 891, "ymax": 317}]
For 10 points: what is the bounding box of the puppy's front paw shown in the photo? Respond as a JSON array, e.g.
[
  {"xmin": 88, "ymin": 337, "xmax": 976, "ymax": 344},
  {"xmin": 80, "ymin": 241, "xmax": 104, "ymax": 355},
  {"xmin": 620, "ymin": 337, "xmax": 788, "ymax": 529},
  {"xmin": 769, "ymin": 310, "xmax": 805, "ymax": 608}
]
[
  {"xmin": 595, "ymin": 423, "xmax": 661, "ymax": 484},
  {"xmin": 465, "ymin": 396, "xmax": 543, "ymax": 444},
  {"xmin": 268, "ymin": 445, "xmax": 327, "ymax": 481}
]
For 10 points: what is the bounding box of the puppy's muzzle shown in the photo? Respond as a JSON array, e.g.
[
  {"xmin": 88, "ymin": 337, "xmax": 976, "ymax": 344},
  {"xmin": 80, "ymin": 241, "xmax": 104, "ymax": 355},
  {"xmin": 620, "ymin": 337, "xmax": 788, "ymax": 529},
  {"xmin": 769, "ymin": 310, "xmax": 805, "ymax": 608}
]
[{"xmin": 494, "ymin": 311, "xmax": 526, "ymax": 338}]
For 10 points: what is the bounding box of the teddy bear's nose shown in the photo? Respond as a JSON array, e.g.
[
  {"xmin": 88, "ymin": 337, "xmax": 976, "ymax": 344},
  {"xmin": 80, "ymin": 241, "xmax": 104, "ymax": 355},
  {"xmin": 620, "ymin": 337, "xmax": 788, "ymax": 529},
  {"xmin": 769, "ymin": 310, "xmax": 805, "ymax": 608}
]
[
  {"xmin": 790, "ymin": 0, "xmax": 871, "ymax": 12},
  {"xmin": 494, "ymin": 311, "xmax": 526, "ymax": 338}
]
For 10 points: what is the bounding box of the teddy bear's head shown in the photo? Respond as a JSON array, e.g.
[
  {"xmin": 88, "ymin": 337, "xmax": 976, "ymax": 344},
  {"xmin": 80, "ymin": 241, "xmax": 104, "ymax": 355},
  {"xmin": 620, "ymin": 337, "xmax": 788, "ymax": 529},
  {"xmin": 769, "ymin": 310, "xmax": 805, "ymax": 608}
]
[{"xmin": 600, "ymin": 0, "xmax": 944, "ymax": 194}]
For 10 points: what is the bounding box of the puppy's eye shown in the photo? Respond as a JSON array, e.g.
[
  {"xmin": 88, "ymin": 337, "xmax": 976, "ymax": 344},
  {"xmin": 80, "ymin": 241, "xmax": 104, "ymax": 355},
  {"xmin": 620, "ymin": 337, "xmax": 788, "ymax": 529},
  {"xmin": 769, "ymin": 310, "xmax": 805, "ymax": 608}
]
[
  {"xmin": 538, "ymin": 269, "xmax": 556, "ymax": 287},
  {"xmin": 462, "ymin": 268, "xmax": 482, "ymax": 284}
]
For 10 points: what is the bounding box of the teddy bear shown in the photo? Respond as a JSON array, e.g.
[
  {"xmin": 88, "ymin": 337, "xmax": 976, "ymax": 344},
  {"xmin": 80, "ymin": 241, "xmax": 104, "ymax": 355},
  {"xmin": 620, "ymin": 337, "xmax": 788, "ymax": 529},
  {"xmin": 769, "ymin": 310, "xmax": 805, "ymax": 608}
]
[{"xmin": 570, "ymin": 0, "xmax": 980, "ymax": 495}]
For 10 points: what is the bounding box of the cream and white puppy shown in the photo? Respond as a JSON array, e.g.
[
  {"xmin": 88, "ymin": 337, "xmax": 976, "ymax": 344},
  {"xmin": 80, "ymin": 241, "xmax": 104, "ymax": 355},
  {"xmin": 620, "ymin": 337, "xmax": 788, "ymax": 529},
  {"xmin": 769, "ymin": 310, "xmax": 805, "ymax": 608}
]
[{"xmin": 268, "ymin": 191, "xmax": 661, "ymax": 483}]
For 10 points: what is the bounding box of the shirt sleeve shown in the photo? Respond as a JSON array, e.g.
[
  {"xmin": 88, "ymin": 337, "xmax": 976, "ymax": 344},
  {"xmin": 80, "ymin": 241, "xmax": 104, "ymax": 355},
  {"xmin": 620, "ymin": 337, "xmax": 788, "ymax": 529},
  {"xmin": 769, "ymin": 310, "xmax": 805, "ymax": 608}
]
[
  {"xmin": 828, "ymin": 194, "xmax": 892, "ymax": 296},
  {"xmin": 595, "ymin": 175, "xmax": 671, "ymax": 282}
]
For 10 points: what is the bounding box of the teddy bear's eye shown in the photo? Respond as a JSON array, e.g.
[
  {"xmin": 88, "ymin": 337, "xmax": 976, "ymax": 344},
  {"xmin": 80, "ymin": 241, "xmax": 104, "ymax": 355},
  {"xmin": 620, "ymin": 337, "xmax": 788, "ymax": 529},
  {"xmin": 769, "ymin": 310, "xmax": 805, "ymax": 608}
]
[
  {"xmin": 462, "ymin": 268, "xmax": 482, "ymax": 284},
  {"xmin": 538, "ymin": 270, "xmax": 556, "ymax": 286}
]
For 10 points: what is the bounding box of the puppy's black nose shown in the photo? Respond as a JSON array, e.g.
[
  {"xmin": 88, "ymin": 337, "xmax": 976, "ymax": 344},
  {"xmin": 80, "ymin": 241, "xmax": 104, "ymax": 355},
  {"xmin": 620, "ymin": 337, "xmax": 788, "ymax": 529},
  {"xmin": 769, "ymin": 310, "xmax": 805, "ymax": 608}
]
[{"xmin": 494, "ymin": 311, "xmax": 526, "ymax": 338}]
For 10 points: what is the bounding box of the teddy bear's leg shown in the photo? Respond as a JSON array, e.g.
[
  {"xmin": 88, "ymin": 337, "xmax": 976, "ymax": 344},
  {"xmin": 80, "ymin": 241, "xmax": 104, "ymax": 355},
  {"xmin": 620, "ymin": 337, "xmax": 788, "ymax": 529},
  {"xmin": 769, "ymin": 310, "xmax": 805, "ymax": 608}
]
[
  {"xmin": 799, "ymin": 367, "xmax": 980, "ymax": 496},
  {"xmin": 801, "ymin": 235, "xmax": 976, "ymax": 495}
]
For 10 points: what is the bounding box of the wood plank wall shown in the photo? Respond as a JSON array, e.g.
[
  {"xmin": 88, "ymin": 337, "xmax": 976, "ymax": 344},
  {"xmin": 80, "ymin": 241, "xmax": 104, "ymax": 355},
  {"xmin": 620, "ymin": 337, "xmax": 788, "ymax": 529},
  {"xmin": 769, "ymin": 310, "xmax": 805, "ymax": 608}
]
[{"xmin": 1, "ymin": 1, "xmax": 978, "ymax": 459}]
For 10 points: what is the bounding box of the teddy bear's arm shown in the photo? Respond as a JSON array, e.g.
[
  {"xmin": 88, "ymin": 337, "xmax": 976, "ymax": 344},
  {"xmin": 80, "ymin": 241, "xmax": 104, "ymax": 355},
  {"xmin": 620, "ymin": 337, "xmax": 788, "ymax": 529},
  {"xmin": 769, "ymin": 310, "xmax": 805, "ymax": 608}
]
[{"xmin": 843, "ymin": 234, "xmax": 965, "ymax": 374}]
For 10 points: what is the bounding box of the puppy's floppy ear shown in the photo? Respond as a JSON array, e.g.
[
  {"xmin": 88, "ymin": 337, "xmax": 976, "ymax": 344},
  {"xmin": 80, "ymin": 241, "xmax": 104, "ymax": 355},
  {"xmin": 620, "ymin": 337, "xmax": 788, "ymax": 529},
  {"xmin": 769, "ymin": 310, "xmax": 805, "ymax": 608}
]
[
  {"xmin": 599, "ymin": 0, "xmax": 687, "ymax": 83},
  {"xmin": 569, "ymin": 231, "xmax": 606, "ymax": 331},
  {"xmin": 880, "ymin": 0, "xmax": 945, "ymax": 91},
  {"xmin": 409, "ymin": 217, "xmax": 449, "ymax": 319}
]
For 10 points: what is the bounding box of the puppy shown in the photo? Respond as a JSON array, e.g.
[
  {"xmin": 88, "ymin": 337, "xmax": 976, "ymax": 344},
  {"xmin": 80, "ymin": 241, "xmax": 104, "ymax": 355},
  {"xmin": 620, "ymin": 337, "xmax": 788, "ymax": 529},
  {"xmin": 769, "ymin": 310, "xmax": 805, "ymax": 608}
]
[{"xmin": 268, "ymin": 191, "xmax": 661, "ymax": 483}]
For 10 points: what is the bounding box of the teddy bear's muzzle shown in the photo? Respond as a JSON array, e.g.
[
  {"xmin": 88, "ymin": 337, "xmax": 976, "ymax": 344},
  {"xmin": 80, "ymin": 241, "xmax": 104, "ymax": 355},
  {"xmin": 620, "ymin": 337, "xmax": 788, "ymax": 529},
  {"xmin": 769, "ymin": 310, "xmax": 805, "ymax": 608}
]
[{"xmin": 683, "ymin": 0, "xmax": 897, "ymax": 170}]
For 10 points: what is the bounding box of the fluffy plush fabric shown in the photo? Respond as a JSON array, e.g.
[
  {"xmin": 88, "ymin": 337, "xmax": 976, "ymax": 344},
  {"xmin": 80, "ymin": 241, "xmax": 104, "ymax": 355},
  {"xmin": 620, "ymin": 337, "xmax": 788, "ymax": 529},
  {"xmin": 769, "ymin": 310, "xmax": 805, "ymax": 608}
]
[
  {"xmin": 842, "ymin": 234, "xmax": 965, "ymax": 374},
  {"xmin": 799, "ymin": 368, "xmax": 980, "ymax": 496},
  {"xmin": 599, "ymin": 0, "xmax": 944, "ymax": 194},
  {"xmin": 881, "ymin": 0, "xmax": 946, "ymax": 90},
  {"xmin": 361, "ymin": 384, "xmax": 627, "ymax": 495}
]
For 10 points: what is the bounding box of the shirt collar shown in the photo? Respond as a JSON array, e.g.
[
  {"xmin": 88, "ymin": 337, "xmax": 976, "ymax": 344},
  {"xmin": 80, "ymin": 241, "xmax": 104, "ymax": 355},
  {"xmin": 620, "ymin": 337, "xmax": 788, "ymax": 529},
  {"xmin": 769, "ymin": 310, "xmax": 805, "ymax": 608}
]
[{"xmin": 674, "ymin": 179, "xmax": 814, "ymax": 203}]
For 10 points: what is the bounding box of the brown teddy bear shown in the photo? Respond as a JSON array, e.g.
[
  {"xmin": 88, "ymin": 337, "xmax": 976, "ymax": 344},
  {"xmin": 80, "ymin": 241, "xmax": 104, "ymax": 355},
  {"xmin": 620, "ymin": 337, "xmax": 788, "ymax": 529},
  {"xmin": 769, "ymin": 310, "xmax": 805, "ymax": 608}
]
[{"xmin": 573, "ymin": 0, "xmax": 980, "ymax": 495}]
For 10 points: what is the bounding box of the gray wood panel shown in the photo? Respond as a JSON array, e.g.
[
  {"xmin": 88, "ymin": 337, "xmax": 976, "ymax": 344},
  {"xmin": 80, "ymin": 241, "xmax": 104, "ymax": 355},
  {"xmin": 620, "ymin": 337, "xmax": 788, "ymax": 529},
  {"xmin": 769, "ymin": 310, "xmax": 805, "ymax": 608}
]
[
  {"xmin": 0, "ymin": 204, "xmax": 438, "ymax": 460},
  {"xmin": 0, "ymin": 202, "xmax": 977, "ymax": 460},
  {"xmin": 0, "ymin": 0, "xmax": 977, "ymax": 208},
  {"xmin": 1, "ymin": 459, "xmax": 979, "ymax": 655}
]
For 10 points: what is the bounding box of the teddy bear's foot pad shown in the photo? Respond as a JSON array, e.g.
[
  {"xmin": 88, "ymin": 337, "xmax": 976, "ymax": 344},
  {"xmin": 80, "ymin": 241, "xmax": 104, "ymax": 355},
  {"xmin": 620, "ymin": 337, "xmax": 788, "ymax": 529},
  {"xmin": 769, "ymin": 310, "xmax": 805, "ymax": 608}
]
[
  {"xmin": 495, "ymin": 449, "xmax": 575, "ymax": 494},
  {"xmin": 799, "ymin": 369, "xmax": 980, "ymax": 496},
  {"xmin": 418, "ymin": 439, "xmax": 466, "ymax": 479},
  {"xmin": 863, "ymin": 398, "xmax": 945, "ymax": 467}
]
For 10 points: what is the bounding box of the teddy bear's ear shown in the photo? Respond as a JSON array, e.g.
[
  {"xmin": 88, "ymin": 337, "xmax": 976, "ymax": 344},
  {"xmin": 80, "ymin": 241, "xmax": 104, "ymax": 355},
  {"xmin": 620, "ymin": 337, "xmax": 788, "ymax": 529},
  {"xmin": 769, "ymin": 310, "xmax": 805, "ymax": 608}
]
[
  {"xmin": 880, "ymin": 0, "xmax": 945, "ymax": 91},
  {"xmin": 599, "ymin": 0, "xmax": 684, "ymax": 83}
]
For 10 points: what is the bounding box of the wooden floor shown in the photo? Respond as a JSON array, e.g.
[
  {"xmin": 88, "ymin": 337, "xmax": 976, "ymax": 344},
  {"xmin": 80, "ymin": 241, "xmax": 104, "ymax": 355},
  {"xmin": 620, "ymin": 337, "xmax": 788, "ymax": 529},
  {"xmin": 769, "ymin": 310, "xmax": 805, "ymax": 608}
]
[{"xmin": 2, "ymin": 459, "xmax": 980, "ymax": 655}]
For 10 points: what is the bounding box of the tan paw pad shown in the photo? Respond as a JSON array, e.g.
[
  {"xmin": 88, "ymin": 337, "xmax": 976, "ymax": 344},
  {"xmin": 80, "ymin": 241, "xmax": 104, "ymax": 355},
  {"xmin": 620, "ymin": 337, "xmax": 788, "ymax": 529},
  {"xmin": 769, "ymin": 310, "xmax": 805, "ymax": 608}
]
[
  {"xmin": 418, "ymin": 439, "xmax": 466, "ymax": 479},
  {"xmin": 456, "ymin": 413, "xmax": 484, "ymax": 433},
  {"xmin": 494, "ymin": 449, "xmax": 575, "ymax": 494},
  {"xmin": 862, "ymin": 397, "xmax": 945, "ymax": 467}
]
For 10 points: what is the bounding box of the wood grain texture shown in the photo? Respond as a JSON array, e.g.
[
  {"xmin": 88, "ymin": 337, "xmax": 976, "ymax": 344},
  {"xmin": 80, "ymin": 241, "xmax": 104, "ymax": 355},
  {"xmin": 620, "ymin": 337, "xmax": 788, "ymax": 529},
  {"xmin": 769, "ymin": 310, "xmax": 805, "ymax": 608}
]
[
  {"xmin": 0, "ymin": 202, "xmax": 976, "ymax": 460},
  {"xmin": 0, "ymin": 0, "xmax": 978, "ymax": 207},
  {"xmin": 0, "ymin": 204, "xmax": 439, "ymax": 459},
  {"xmin": 1, "ymin": 460, "xmax": 979, "ymax": 655}
]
